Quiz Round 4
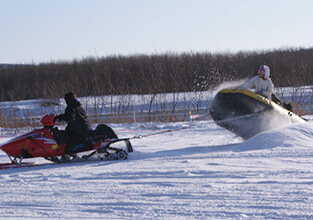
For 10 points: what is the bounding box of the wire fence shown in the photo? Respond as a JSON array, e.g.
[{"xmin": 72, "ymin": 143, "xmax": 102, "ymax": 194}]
[
  {"xmin": 0, "ymin": 105, "xmax": 312, "ymax": 135},
  {"xmin": 0, "ymin": 108, "xmax": 209, "ymax": 134}
]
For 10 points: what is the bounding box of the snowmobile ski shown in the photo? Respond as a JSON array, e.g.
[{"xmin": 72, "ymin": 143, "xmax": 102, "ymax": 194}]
[{"xmin": 0, "ymin": 162, "xmax": 38, "ymax": 170}]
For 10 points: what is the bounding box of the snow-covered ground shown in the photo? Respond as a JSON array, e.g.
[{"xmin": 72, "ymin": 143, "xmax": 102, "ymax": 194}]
[{"xmin": 1, "ymin": 114, "xmax": 313, "ymax": 219}]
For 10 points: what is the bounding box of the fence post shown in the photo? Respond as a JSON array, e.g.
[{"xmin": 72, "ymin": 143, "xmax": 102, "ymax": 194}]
[{"xmin": 133, "ymin": 112, "xmax": 136, "ymax": 124}]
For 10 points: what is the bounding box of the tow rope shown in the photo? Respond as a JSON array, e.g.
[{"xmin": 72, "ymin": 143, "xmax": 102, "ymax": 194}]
[
  {"xmin": 129, "ymin": 129, "xmax": 173, "ymax": 139},
  {"xmin": 129, "ymin": 124, "xmax": 191, "ymax": 140},
  {"xmin": 128, "ymin": 110, "xmax": 268, "ymax": 140}
]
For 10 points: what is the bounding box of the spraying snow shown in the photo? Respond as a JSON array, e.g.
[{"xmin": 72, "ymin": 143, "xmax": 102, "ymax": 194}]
[{"xmin": 212, "ymin": 79, "xmax": 248, "ymax": 96}]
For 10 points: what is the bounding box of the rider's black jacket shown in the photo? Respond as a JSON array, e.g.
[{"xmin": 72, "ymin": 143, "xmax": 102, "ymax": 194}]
[{"xmin": 57, "ymin": 98, "xmax": 92, "ymax": 136}]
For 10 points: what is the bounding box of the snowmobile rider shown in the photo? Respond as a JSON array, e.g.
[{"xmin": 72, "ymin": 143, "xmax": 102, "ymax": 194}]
[
  {"xmin": 241, "ymin": 65, "xmax": 274, "ymax": 100},
  {"xmin": 53, "ymin": 92, "xmax": 92, "ymax": 153}
]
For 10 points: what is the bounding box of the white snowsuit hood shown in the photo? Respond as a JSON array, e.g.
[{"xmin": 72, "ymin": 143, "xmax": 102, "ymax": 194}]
[{"xmin": 258, "ymin": 65, "xmax": 270, "ymax": 79}]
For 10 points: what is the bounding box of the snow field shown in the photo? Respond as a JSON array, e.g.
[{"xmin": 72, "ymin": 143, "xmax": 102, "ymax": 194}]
[{"xmin": 0, "ymin": 116, "xmax": 313, "ymax": 219}]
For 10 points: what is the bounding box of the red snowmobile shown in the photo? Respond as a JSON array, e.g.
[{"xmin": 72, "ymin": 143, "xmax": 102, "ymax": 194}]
[{"xmin": 0, "ymin": 114, "xmax": 133, "ymax": 169}]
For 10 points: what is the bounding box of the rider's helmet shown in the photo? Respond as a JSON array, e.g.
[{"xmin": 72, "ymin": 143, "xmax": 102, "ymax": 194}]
[
  {"xmin": 257, "ymin": 65, "xmax": 270, "ymax": 79},
  {"xmin": 64, "ymin": 92, "xmax": 77, "ymax": 105}
]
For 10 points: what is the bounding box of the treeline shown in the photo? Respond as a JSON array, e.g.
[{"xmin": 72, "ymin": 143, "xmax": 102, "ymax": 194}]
[{"xmin": 0, "ymin": 47, "xmax": 313, "ymax": 101}]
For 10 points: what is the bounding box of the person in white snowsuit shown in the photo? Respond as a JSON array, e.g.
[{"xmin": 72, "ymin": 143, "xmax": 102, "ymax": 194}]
[{"xmin": 241, "ymin": 65, "xmax": 274, "ymax": 100}]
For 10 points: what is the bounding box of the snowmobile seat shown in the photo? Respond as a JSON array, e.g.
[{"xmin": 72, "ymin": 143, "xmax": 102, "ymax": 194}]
[
  {"xmin": 91, "ymin": 124, "xmax": 118, "ymax": 141},
  {"xmin": 68, "ymin": 125, "xmax": 117, "ymax": 153}
]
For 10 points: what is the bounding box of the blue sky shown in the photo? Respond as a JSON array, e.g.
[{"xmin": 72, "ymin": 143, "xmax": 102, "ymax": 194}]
[{"xmin": 1, "ymin": 0, "xmax": 313, "ymax": 64}]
